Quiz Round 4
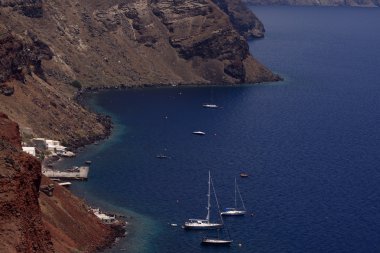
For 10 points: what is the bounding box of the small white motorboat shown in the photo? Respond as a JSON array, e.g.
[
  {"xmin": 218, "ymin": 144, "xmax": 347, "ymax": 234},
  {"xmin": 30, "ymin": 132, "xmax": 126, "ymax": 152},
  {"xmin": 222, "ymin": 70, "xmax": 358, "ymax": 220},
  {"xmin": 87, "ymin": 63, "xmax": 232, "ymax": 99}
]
[
  {"xmin": 192, "ymin": 131, "xmax": 206, "ymax": 136},
  {"xmin": 201, "ymin": 238, "xmax": 232, "ymax": 246},
  {"xmin": 202, "ymin": 104, "xmax": 218, "ymax": 108},
  {"xmin": 156, "ymin": 154, "xmax": 169, "ymax": 159}
]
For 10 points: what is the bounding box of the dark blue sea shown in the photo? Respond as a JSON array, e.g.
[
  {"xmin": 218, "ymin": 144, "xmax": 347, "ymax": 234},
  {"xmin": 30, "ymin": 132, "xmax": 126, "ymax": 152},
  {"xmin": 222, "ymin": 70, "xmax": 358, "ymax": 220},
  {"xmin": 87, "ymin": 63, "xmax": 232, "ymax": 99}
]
[{"xmin": 57, "ymin": 6, "xmax": 380, "ymax": 253}]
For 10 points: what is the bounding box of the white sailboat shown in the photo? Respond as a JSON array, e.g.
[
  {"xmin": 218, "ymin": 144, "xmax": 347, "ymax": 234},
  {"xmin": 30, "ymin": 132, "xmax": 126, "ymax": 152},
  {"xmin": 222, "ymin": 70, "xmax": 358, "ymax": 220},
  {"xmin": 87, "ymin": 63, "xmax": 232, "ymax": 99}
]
[
  {"xmin": 201, "ymin": 175, "xmax": 233, "ymax": 246},
  {"xmin": 220, "ymin": 177, "xmax": 246, "ymax": 216},
  {"xmin": 202, "ymin": 87, "xmax": 219, "ymax": 108},
  {"xmin": 184, "ymin": 171, "xmax": 223, "ymax": 230}
]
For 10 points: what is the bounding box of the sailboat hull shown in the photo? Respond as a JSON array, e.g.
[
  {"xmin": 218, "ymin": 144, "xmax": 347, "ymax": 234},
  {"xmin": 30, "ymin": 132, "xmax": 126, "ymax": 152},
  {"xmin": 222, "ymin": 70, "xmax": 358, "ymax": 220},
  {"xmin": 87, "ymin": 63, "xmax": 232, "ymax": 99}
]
[
  {"xmin": 184, "ymin": 222, "xmax": 223, "ymax": 230},
  {"xmin": 201, "ymin": 238, "xmax": 232, "ymax": 246},
  {"xmin": 220, "ymin": 210, "xmax": 246, "ymax": 216}
]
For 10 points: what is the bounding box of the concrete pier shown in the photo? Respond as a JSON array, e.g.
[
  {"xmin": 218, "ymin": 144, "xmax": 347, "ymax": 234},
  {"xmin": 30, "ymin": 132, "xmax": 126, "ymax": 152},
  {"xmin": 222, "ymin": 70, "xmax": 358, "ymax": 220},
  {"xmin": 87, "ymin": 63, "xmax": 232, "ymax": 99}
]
[{"xmin": 42, "ymin": 166, "xmax": 89, "ymax": 180}]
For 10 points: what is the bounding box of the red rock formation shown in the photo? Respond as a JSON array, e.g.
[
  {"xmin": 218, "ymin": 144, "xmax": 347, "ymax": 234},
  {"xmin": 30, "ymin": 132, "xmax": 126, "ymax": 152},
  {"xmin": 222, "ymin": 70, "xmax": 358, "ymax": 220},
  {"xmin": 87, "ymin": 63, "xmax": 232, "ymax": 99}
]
[
  {"xmin": 0, "ymin": 113, "xmax": 21, "ymax": 148},
  {"xmin": 40, "ymin": 176, "xmax": 123, "ymax": 253},
  {"xmin": 0, "ymin": 112, "xmax": 54, "ymax": 253},
  {"xmin": 0, "ymin": 113, "xmax": 123, "ymax": 252}
]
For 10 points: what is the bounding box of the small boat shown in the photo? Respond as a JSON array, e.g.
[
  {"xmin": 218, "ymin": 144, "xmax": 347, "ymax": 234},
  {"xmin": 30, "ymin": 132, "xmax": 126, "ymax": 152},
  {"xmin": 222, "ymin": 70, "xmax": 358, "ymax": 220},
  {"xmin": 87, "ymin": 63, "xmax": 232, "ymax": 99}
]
[
  {"xmin": 170, "ymin": 223, "xmax": 178, "ymax": 227},
  {"xmin": 66, "ymin": 166, "xmax": 80, "ymax": 172},
  {"xmin": 220, "ymin": 178, "xmax": 246, "ymax": 216},
  {"xmin": 240, "ymin": 172, "xmax": 249, "ymax": 178},
  {"xmin": 192, "ymin": 131, "xmax": 206, "ymax": 136},
  {"xmin": 85, "ymin": 160, "xmax": 92, "ymax": 165},
  {"xmin": 184, "ymin": 171, "xmax": 223, "ymax": 230},
  {"xmin": 201, "ymin": 237, "xmax": 232, "ymax": 246},
  {"xmin": 58, "ymin": 182, "xmax": 72, "ymax": 188},
  {"xmin": 202, "ymin": 104, "xmax": 218, "ymax": 109},
  {"xmin": 184, "ymin": 219, "xmax": 223, "ymax": 229},
  {"xmin": 156, "ymin": 154, "xmax": 169, "ymax": 159},
  {"xmin": 221, "ymin": 208, "xmax": 246, "ymax": 216}
]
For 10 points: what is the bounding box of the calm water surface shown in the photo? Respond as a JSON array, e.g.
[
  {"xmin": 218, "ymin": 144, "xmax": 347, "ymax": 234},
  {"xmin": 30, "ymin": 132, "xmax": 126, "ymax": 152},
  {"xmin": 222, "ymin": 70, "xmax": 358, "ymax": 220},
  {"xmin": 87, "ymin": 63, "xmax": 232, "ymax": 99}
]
[{"xmin": 58, "ymin": 7, "xmax": 380, "ymax": 253}]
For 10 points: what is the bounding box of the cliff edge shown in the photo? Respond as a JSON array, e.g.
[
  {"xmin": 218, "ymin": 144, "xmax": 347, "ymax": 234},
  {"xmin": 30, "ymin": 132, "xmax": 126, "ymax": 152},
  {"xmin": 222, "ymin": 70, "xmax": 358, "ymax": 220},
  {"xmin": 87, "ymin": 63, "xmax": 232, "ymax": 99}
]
[
  {"xmin": 0, "ymin": 112, "xmax": 53, "ymax": 253},
  {"xmin": 0, "ymin": 0, "xmax": 280, "ymax": 146},
  {"xmin": 0, "ymin": 113, "xmax": 123, "ymax": 252}
]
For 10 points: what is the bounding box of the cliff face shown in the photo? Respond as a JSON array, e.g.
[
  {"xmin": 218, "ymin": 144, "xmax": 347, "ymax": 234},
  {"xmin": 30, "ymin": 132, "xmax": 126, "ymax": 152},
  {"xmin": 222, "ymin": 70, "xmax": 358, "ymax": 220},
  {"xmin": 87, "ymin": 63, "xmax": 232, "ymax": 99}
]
[
  {"xmin": 39, "ymin": 176, "xmax": 120, "ymax": 253},
  {"xmin": 0, "ymin": 113, "xmax": 121, "ymax": 252},
  {"xmin": 0, "ymin": 25, "xmax": 52, "ymax": 85},
  {"xmin": 0, "ymin": 0, "xmax": 43, "ymax": 18},
  {"xmin": 0, "ymin": 0, "xmax": 279, "ymax": 144},
  {"xmin": 0, "ymin": 21, "xmax": 109, "ymax": 147},
  {"xmin": 244, "ymin": 0, "xmax": 380, "ymax": 7},
  {"xmin": 0, "ymin": 112, "xmax": 53, "ymax": 253},
  {"xmin": 212, "ymin": 0, "xmax": 265, "ymax": 38}
]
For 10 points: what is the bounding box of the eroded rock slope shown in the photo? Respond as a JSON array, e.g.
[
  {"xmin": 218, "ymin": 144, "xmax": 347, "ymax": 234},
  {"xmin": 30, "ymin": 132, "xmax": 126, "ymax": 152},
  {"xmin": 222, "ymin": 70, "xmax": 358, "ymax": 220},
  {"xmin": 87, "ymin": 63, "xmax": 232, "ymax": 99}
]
[
  {"xmin": 0, "ymin": 112, "xmax": 53, "ymax": 253},
  {"xmin": 0, "ymin": 0, "xmax": 279, "ymax": 143}
]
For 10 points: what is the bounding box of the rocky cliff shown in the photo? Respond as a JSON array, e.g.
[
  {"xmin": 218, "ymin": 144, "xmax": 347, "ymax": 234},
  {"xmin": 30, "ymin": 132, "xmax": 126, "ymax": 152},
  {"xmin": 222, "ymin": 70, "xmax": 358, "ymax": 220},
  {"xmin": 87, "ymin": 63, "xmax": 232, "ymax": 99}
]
[
  {"xmin": 0, "ymin": 0, "xmax": 279, "ymax": 145},
  {"xmin": 213, "ymin": 0, "xmax": 266, "ymax": 38},
  {"xmin": 39, "ymin": 176, "xmax": 123, "ymax": 253},
  {"xmin": 0, "ymin": 113, "xmax": 123, "ymax": 252},
  {"xmin": 0, "ymin": 112, "xmax": 53, "ymax": 253},
  {"xmin": 244, "ymin": 0, "xmax": 380, "ymax": 7}
]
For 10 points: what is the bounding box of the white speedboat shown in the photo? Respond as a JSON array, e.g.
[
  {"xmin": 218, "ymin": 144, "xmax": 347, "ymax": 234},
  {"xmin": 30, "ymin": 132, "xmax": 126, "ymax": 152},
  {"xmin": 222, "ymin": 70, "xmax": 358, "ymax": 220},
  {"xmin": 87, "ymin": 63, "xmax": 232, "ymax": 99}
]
[
  {"xmin": 192, "ymin": 131, "xmax": 206, "ymax": 135},
  {"xmin": 202, "ymin": 104, "xmax": 218, "ymax": 108}
]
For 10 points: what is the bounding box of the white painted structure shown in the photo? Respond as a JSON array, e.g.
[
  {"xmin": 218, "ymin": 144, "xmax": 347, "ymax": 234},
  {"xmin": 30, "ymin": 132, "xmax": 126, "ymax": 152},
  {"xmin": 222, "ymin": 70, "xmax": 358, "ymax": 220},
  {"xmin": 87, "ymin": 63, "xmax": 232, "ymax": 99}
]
[
  {"xmin": 45, "ymin": 139, "xmax": 66, "ymax": 152},
  {"xmin": 22, "ymin": 147, "xmax": 36, "ymax": 157},
  {"xmin": 91, "ymin": 208, "xmax": 117, "ymax": 224},
  {"xmin": 42, "ymin": 166, "xmax": 89, "ymax": 180}
]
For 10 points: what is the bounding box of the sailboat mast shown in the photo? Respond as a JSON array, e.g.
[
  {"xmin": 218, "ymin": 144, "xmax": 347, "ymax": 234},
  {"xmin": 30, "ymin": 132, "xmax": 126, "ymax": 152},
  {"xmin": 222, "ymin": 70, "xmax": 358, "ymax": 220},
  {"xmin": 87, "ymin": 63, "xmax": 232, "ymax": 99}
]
[
  {"xmin": 211, "ymin": 175, "xmax": 224, "ymax": 225},
  {"xmin": 234, "ymin": 177, "xmax": 237, "ymax": 208},
  {"xmin": 236, "ymin": 181, "xmax": 246, "ymax": 211},
  {"xmin": 206, "ymin": 170, "xmax": 211, "ymax": 223}
]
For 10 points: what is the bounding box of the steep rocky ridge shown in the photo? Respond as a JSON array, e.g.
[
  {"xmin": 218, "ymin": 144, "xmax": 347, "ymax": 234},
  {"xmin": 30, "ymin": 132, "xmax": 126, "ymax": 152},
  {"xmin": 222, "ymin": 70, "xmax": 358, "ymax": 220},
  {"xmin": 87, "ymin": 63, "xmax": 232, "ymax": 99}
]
[
  {"xmin": 213, "ymin": 0, "xmax": 265, "ymax": 38},
  {"xmin": 40, "ymin": 176, "xmax": 123, "ymax": 253},
  {"xmin": 0, "ymin": 0, "xmax": 43, "ymax": 18},
  {"xmin": 0, "ymin": 113, "xmax": 123, "ymax": 252},
  {"xmin": 244, "ymin": 0, "xmax": 380, "ymax": 7},
  {"xmin": 0, "ymin": 112, "xmax": 53, "ymax": 253},
  {"xmin": 0, "ymin": 0, "xmax": 279, "ymax": 144},
  {"xmin": 0, "ymin": 0, "xmax": 279, "ymax": 87}
]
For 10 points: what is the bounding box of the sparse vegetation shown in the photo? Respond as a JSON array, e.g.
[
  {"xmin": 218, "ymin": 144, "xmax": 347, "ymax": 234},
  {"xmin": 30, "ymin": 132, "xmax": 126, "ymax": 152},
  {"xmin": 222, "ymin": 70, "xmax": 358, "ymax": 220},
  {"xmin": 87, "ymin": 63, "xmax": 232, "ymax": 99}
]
[{"xmin": 70, "ymin": 80, "xmax": 82, "ymax": 90}]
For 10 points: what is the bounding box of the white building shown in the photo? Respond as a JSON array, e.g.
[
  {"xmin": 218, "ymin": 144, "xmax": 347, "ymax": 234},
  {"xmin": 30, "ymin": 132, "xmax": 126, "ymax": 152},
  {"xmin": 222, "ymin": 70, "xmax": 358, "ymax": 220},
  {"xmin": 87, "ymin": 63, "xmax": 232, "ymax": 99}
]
[
  {"xmin": 91, "ymin": 208, "xmax": 117, "ymax": 224},
  {"xmin": 22, "ymin": 147, "xmax": 36, "ymax": 157},
  {"xmin": 45, "ymin": 140, "xmax": 66, "ymax": 152}
]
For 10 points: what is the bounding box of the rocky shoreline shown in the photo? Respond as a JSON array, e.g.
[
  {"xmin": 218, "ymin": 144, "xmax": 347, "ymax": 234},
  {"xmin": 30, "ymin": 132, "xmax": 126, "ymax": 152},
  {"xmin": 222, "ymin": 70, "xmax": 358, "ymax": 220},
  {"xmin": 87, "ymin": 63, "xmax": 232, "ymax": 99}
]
[
  {"xmin": 0, "ymin": 0, "xmax": 282, "ymax": 252},
  {"xmin": 72, "ymin": 71, "xmax": 283, "ymax": 146}
]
